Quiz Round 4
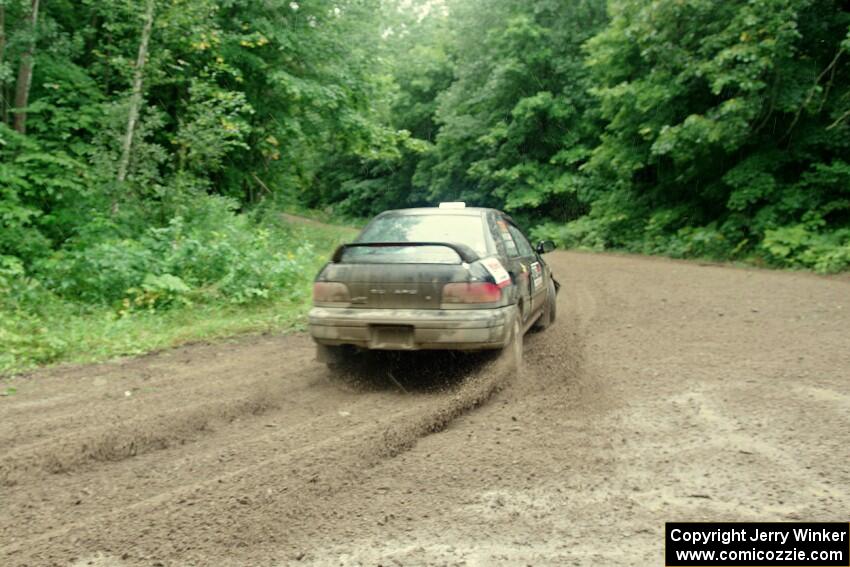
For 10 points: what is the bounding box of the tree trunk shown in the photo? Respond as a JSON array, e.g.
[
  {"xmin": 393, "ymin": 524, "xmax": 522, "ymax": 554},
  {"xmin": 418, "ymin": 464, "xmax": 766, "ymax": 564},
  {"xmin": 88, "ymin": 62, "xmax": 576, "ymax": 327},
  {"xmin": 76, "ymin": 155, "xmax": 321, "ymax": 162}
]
[
  {"xmin": 12, "ymin": 0, "xmax": 40, "ymax": 134},
  {"xmin": 117, "ymin": 0, "xmax": 155, "ymax": 183},
  {"xmin": 0, "ymin": 3, "xmax": 6, "ymax": 124}
]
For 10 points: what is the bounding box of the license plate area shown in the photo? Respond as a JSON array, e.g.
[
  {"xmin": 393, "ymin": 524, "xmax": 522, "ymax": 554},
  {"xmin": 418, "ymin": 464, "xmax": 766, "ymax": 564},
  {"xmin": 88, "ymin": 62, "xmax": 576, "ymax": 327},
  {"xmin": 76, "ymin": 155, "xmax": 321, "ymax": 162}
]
[{"xmin": 369, "ymin": 325, "xmax": 414, "ymax": 349}]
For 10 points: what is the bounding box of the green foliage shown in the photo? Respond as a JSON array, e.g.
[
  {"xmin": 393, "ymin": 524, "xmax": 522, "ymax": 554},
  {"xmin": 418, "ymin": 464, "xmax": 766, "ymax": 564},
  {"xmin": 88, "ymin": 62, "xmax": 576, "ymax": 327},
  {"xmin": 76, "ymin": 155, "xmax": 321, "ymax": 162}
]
[
  {"xmin": 3, "ymin": 0, "xmax": 389, "ymax": 223},
  {"xmin": 0, "ymin": 123, "xmax": 90, "ymax": 260},
  {"xmin": 568, "ymin": 0, "xmax": 850, "ymax": 270},
  {"xmin": 37, "ymin": 196, "xmax": 319, "ymax": 307},
  {"xmin": 126, "ymin": 274, "xmax": 193, "ymax": 312},
  {"xmin": 0, "ymin": 0, "xmax": 384, "ymax": 372},
  {"xmin": 0, "ymin": 217, "xmax": 352, "ymax": 374},
  {"xmin": 416, "ymin": 0, "xmax": 607, "ymax": 222},
  {"xmin": 762, "ymin": 225, "xmax": 850, "ymax": 272},
  {"xmin": 0, "ymin": 254, "xmax": 69, "ymax": 371}
]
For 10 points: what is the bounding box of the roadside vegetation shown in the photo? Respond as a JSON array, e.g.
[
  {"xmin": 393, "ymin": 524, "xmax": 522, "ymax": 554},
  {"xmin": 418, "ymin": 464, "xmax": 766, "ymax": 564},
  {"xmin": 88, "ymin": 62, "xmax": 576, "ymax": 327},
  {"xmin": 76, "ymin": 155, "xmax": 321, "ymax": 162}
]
[
  {"xmin": 0, "ymin": 210, "xmax": 353, "ymax": 373},
  {"xmin": 0, "ymin": 0, "xmax": 848, "ymax": 371}
]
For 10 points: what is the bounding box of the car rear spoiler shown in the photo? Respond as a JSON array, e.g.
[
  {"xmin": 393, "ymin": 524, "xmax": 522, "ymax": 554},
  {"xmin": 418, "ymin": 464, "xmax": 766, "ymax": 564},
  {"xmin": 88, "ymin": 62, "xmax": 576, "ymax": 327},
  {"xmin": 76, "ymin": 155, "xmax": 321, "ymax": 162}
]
[{"xmin": 331, "ymin": 242, "xmax": 480, "ymax": 264}]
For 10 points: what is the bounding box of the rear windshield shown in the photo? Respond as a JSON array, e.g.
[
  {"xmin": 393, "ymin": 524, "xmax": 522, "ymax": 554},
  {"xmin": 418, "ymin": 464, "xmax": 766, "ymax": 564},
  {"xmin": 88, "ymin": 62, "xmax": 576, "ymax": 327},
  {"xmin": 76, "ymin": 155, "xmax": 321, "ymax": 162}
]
[{"xmin": 342, "ymin": 213, "xmax": 488, "ymax": 264}]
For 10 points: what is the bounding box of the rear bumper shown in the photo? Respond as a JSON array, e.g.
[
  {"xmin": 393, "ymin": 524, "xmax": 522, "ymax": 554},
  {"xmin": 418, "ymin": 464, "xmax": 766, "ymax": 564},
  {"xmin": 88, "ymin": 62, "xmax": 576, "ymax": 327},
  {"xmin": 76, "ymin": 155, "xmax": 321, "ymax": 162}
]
[{"xmin": 308, "ymin": 305, "xmax": 516, "ymax": 351}]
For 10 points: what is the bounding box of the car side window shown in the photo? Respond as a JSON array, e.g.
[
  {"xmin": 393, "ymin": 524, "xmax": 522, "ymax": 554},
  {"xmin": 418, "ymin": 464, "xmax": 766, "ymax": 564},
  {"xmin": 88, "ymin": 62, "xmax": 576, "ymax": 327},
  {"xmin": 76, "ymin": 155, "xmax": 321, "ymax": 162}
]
[
  {"xmin": 509, "ymin": 225, "xmax": 534, "ymax": 257},
  {"xmin": 495, "ymin": 218, "xmax": 520, "ymax": 257}
]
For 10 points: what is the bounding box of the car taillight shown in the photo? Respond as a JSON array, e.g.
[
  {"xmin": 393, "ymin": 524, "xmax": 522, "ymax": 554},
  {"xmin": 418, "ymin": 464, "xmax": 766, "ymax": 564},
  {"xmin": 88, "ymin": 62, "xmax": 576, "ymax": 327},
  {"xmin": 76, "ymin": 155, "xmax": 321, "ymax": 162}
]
[
  {"xmin": 313, "ymin": 282, "xmax": 350, "ymax": 304},
  {"xmin": 442, "ymin": 282, "xmax": 502, "ymax": 304}
]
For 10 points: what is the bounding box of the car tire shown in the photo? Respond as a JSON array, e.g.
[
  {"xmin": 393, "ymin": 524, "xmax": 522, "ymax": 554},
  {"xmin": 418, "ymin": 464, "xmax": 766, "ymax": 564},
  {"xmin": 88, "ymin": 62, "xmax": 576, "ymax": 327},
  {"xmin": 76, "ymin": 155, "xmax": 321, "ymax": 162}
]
[
  {"xmin": 316, "ymin": 344, "xmax": 348, "ymax": 368},
  {"xmin": 533, "ymin": 278, "xmax": 557, "ymax": 331},
  {"xmin": 501, "ymin": 311, "xmax": 523, "ymax": 375}
]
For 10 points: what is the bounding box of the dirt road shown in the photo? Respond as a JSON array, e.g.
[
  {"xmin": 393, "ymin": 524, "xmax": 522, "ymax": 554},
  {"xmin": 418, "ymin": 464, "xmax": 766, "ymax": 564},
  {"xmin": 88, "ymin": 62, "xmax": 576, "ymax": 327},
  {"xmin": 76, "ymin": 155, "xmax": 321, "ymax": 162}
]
[{"xmin": 1, "ymin": 252, "xmax": 848, "ymax": 566}]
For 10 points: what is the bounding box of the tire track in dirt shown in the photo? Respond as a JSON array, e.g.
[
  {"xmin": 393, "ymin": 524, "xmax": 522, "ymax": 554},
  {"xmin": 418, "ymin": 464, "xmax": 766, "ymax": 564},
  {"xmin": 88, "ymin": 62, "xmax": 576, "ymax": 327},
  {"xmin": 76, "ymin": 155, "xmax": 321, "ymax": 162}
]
[
  {"xmin": 0, "ymin": 339, "xmax": 328, "ymax": 486},
  {"xmin": 2, "ymin": 382, "xmax": 284, "ymax": 484},
  {"xmin": 1, "ymin": 336, "xmax": 515, "ymax": 565},
  {"xmin": 0, "ymin": 338, "xmax": 317, "ymax": 450}
]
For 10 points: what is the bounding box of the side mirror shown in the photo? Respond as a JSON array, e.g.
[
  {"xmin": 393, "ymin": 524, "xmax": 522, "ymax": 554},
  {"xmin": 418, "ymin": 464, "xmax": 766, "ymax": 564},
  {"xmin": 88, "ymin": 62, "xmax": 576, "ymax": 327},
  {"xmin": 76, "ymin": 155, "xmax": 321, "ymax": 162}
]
[{"xmin": 536, "ymin": 240, "xmax": 556, "ymax": 254}]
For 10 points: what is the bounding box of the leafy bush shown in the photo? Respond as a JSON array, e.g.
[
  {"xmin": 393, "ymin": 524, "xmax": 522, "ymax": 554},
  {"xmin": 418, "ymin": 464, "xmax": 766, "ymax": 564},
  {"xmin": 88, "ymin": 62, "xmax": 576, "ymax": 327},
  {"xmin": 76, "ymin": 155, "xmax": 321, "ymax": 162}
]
[
  {"xmin": 0, "ymin": 124, "xmax": 90, "ymax": 261},
  {"xmin": 531, "ymin": 217, "xmax": 606, "ymax": 251},
  {"xmin": 647, "ymin": 224, "xmax": 732, "ymax": 260},
  {"xmin": 39, "ymin": 239, "xmax": 156, "ymax": 304},
  {"xmin": 535, "ymin": 211, "xmax": 850, "ymax": 273},
  {"xmin": 0, "ymin": 257, "xmax": 69, "ymax": 371},
  {"xmin": 0, "ymin": 202, "xmax": 353, "ymax": 374},
  {"xmin": 123, "ymin": 274, "xmax": 193, "ymax": 313},
  {"xmin": 34, "ymin": 196, "xmax": 319, "ymax": 309},
  {"xmin": 762, "ymin": 225, "xmax": 850, "ymax": 273}
]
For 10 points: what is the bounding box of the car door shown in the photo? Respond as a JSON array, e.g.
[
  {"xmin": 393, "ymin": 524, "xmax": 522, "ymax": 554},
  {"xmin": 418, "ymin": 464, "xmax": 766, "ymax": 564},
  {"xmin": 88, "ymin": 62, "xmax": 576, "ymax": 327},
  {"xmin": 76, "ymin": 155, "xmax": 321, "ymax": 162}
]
[{"xmin": 507, "ymin": 223, "xmax": 547, "ymax": 317}]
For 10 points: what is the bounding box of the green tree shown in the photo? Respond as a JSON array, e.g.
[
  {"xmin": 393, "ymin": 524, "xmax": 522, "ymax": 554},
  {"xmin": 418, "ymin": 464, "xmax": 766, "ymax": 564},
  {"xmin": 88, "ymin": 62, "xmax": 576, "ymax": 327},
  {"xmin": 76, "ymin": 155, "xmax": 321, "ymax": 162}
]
[
  {"xmin": 576, "ymin": 0, "xmax": 850, "ymax": 268},
  {"xmin": 307, "ymin": 0, "xmax": 454, "ymax": 216},
  {"xmin": 416, "ymin": 0, "xmax": 608, "ymax": 225}
]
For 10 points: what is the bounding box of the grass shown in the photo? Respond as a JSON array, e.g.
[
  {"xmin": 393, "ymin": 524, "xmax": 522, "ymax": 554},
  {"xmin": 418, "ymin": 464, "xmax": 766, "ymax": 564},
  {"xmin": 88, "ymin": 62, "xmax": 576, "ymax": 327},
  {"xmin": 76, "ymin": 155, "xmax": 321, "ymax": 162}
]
[
  {"xmin": 0, "ymin": 218, "xmax": 357, "ymax": 376},
  {"xmin": 283, "ymin": 204, "xmax": 369, "ymax": 229}
]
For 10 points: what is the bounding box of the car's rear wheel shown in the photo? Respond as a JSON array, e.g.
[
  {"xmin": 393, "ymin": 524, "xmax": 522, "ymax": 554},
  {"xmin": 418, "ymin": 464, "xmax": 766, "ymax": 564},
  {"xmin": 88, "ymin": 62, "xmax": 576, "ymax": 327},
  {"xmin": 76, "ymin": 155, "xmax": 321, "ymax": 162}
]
[
  {"xmin": 501, "ymin": 311, "xmax": 523, "ymax": 375},
  {"xmin": 533, "ymin": 278, "xmax": 557, "ymax": 331},
  {"xmin": 316, "ymin": 344, "xmax": 349, "ymax": 368}
]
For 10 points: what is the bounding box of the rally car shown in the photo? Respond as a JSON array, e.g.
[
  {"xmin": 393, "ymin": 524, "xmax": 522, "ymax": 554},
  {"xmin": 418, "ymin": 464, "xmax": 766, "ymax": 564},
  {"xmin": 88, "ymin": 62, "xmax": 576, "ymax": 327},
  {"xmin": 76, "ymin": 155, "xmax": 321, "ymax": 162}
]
[{"xmin": 308, "ymin": 203, "xmax": 559, "ymax": 367}]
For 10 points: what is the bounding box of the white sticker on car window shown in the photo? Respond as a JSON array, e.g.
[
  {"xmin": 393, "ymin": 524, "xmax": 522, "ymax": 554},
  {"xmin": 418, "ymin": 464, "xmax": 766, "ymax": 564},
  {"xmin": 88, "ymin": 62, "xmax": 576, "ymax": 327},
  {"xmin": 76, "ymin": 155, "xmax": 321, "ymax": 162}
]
[{"xmin": 481, "ymin": 257, "xmax": 511, "ymax": 288}]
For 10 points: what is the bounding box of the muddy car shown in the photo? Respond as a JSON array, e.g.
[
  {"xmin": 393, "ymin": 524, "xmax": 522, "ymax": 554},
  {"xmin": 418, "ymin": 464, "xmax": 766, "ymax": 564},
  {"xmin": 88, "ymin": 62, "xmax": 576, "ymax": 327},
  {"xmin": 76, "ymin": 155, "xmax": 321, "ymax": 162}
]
[{"xmin": 308, "ymin": 203, "xmax": 558, "ymax": 367}]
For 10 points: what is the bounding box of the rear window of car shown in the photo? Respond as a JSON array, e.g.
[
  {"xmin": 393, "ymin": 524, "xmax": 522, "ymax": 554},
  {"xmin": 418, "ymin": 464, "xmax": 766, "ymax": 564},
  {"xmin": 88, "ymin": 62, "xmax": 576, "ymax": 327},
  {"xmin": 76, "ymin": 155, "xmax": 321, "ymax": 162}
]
[{"xmin": 342, "ymin": 213, "xmax": 488, "ymax": 263}]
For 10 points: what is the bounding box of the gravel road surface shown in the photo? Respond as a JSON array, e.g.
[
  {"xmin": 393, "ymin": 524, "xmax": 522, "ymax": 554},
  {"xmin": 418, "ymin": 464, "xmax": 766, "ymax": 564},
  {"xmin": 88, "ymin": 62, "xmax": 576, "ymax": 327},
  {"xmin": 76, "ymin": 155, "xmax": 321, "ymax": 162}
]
[{"xmin": 2, "ymin": 251, "xmax": 848, "ymax": 566}]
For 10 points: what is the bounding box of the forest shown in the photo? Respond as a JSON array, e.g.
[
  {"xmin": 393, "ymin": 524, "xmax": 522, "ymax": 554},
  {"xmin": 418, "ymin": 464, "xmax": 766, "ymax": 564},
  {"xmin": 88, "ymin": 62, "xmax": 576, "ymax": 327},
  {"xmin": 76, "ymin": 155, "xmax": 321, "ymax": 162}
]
[{"xmin": 1, "ymin": 0, "xmax": 849, "ymax": 372}]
